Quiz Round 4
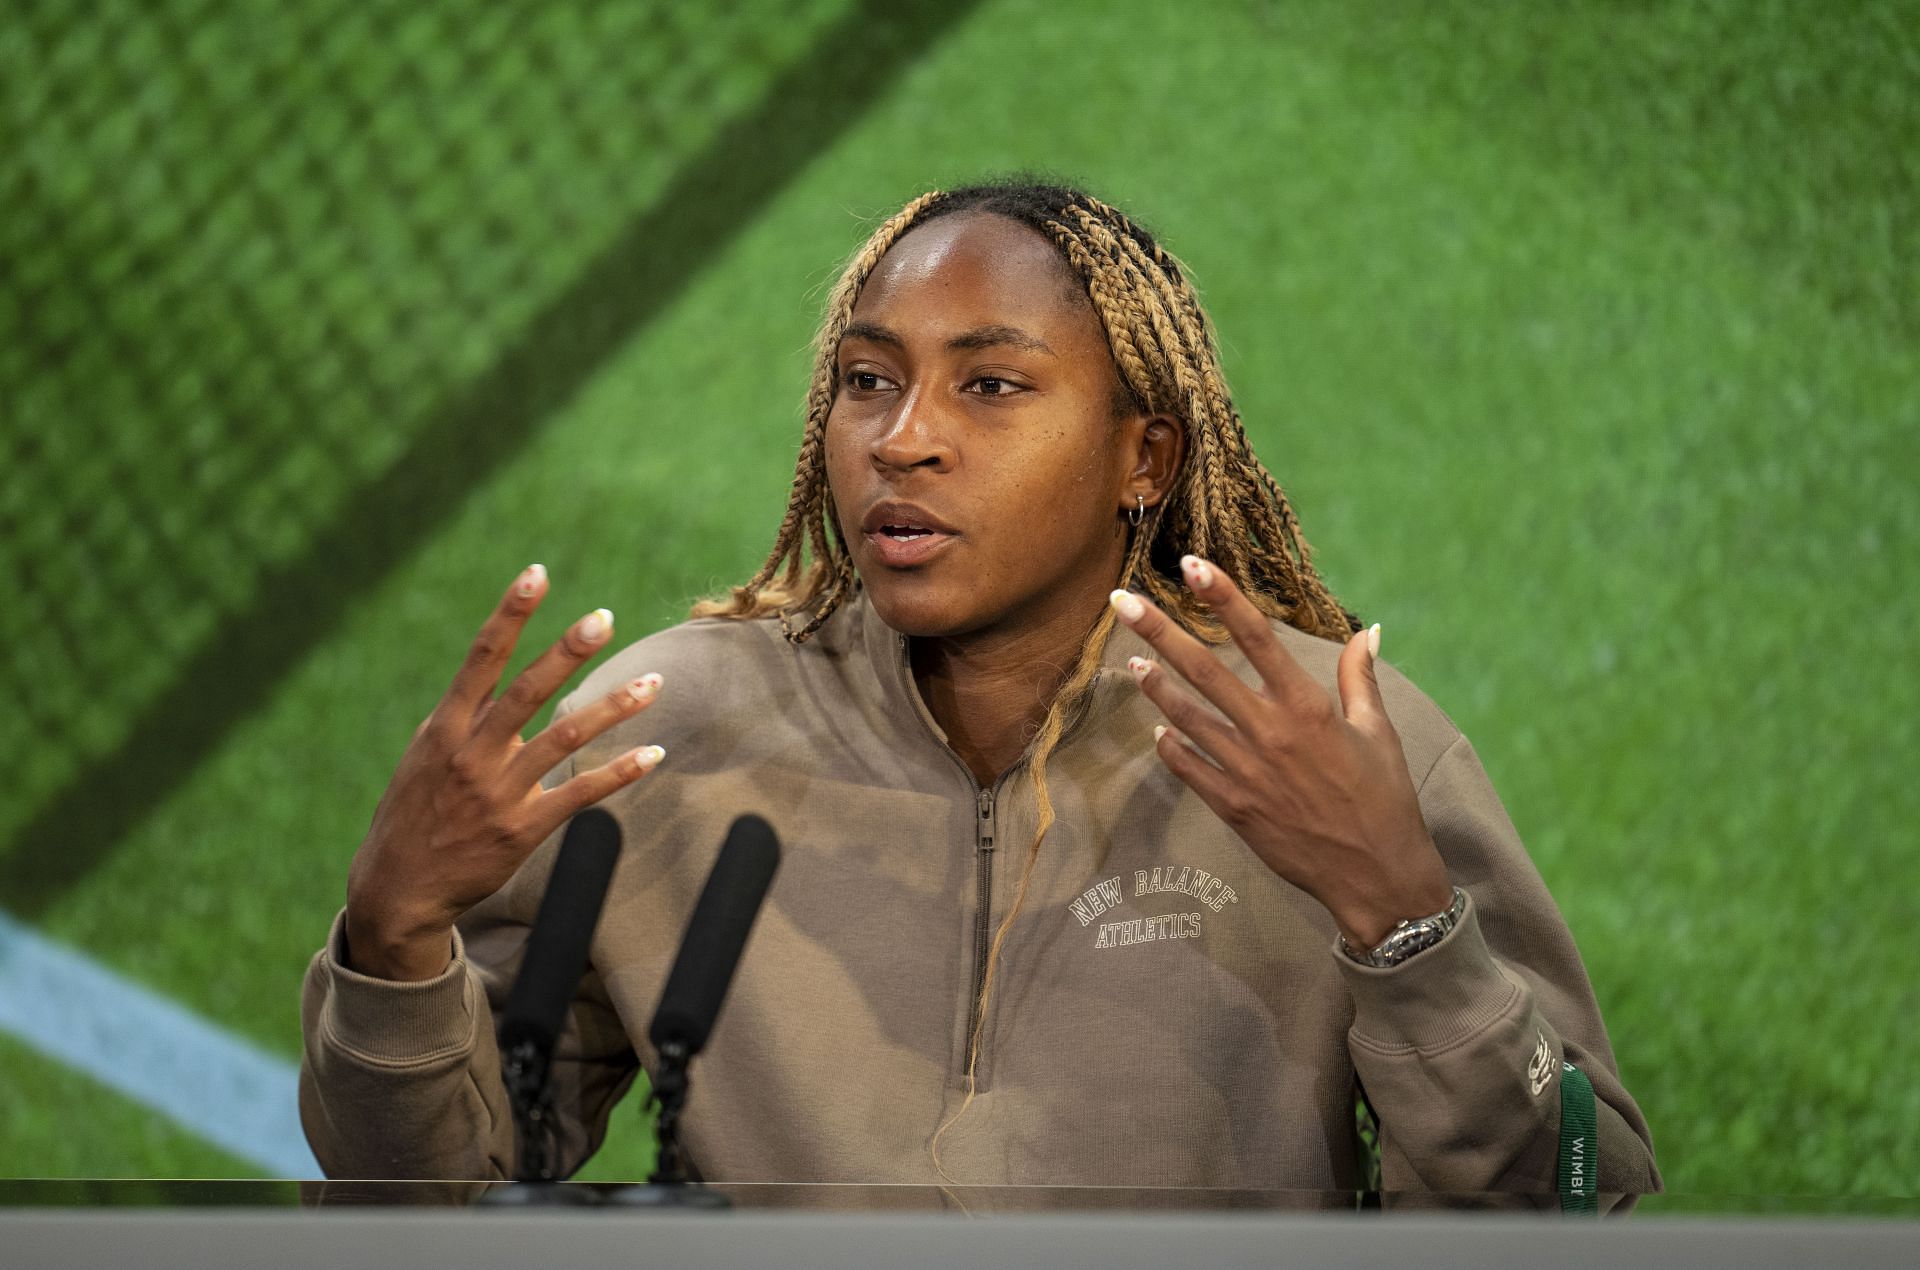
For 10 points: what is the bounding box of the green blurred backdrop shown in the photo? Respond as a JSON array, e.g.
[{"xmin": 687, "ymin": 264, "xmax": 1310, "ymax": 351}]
[{"xmin": 2, "ymin": 0, "xmax": 1915, "ymax": 1195}]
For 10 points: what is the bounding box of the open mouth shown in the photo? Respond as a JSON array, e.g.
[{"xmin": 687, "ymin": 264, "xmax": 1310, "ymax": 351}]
[{"xmin": 860, "ymin": 503, "xmax": 959, "ymax": 567}]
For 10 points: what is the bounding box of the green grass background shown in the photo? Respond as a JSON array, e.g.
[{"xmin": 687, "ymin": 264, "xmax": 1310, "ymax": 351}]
[{"xmin": 3, "ymin": 0, "xmax": 1916, "ymax": 1196}]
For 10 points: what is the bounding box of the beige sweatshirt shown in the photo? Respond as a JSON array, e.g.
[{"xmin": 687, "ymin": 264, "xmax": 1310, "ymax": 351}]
[{"xmin": 300, "ymin": 595, "xmax": 1659, "ymax": 1194}]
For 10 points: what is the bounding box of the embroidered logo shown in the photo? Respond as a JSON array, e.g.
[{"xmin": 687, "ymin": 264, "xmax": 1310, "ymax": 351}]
[
  {"xmin": 1527, "ymin": 1031, "xmax": 1555, "ymax": 1096},
  {"xmin": 1068, "ymin": 865, "xmax": 1242, "ymax": 949}
]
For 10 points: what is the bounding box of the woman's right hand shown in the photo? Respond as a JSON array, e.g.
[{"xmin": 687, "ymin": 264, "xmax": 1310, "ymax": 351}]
[{"xmin": 341, "ymin": 563, "xmax": 665, "ymax": 981}]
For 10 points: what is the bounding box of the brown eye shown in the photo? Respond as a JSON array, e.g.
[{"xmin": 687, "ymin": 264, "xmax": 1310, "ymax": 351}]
[
  {"xmin": 969, "ymin": 375, "xmax": 1029, "ymax": 398},
  {"xmin": 846, "ymin": 371, "xmax": 883, "ymax": 391}
]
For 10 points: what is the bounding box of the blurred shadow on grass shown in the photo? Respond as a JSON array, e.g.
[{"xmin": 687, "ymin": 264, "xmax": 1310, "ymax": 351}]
[{"xmin": 0, "ymin": 0, "xmax": 982, "ymax": 915}]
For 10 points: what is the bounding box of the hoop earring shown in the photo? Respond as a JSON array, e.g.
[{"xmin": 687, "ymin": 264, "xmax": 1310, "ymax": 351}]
[{"xmin": 1129, "ymin": 494, "xmax": 1146, "ymax": 527}]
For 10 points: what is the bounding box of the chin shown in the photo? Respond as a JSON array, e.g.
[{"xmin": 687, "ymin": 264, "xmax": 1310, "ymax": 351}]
[{"xmin": 857, "ymin": 570, "xmax": 983, "ymax": 639}]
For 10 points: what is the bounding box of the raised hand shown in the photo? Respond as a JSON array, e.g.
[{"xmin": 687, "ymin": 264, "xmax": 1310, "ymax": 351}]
[
  {"xmin": 1108, "ymin": 555, "xmax": 1452, "ymax": 951},
  {"xmin": 343, "ymin": 564, "xmax": 664, "ymax": 981}
]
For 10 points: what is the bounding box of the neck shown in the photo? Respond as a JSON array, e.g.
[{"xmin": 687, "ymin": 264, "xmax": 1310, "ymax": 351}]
[{"xmin": 911, "ymin": 591, "xmax": 1110, "ymax": 788}]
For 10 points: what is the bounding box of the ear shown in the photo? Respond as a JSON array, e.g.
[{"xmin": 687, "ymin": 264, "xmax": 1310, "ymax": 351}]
[{"xmin": 1119, "ymin": 414, "xmax": 1186, "ymax": 515}]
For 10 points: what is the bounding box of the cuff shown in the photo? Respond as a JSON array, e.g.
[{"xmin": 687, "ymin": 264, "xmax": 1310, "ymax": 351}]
[
  {"xmin": 314, "ymin": 908, "xmax": 480, "ymax": 1066},
  {"xmin": 1334, "ymin": 893, "xmax": 1527, "ymax": 1054}
]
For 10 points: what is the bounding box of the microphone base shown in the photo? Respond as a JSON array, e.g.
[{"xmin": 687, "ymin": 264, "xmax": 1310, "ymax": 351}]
[
  {"xmin": 474, "ymin": 1182, "xmax": 606, "ymax": 1208},
  {"xmin": 604, "ymin": 1183, "xmax": 732, "ymax": 1210}
]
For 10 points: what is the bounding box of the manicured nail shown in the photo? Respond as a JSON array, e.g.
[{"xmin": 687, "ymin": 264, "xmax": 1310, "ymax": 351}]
[
  {"xmin": 578, "ymin": 608, "xmax": 613, "ymax": 643},
  {"xmin": 1181, "ymin": 555, "xmax": 1214, "ymax": 589},
  {"xmin": 1366, "ymin": 623, "xmax": 1382, "ymax": 660},
  {"xmin": 634, "ymin": 744, "xmax": 666, "ymax": 772},
  {"xmin": 1153, "ymin": 724, "xmax": 1169, "ymax": 743},
  {"xmin": 1109, "ymin": 589, "xmax": 1146, "ymax": 622},
  {"xmin": 626, "ymin": 673, "xmax": 662, "ymax": 704},
  {"xmin": 515, "ymin": 563, "xmax": 546, "ymax": 598},
  {"xmin": 1127, "ymin": 655, "xmax": 1152, "ymax": 680}
]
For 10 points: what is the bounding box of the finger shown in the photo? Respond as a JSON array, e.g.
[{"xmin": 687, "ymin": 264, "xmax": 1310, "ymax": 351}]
[
  {"xmin": 442, "ymin": 564, "xmax": 548, "ymax": 721},
  {"xmin": 1108, "ymin": 588, "xmax": 1265, "ymax": 732},
  {"xmin": 1127, "ymin": 655, "xmax": 1249, "ymax": 773},
  {"xmin": 1176, "ymin": 555, "xmax": 1322, "ymax": 706},
  {"xmin": 536, "ymin": 741, "xmax": 667, "ymax": 827},
  {"xmin": 471, "ymin": 606, "xmax": 617, "ymax": 748},
  {"xmin": 1336, "ymin": 623, "xmax": 1393, "ymax": 740},
  {"xmin": 1151, "ymin": 724, "xmax": 1254, "ymax": 829},
  {"xmin": 505, "ymin": 672, "xmax": 663, "ymax": 788}
]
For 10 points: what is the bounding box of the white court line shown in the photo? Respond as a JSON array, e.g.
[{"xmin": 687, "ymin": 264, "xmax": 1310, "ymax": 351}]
[{"xmin": 0, "ymin": 908, "xmax": 319, "ymax": 1177}]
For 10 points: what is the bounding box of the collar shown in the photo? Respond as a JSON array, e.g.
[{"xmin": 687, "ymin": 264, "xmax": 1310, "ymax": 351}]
[{"xmin": 849, "ymin": 586, "xmax": 1157, "ymax": 754}]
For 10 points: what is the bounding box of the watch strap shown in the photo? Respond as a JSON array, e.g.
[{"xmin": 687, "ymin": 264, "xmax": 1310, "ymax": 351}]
[{"xmin": 1339, "ymin": 887, "xmax": 1467, "ymax": 968}]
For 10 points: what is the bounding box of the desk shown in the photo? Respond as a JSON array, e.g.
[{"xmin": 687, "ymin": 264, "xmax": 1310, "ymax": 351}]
[{"xmin": 4, "ymin": 1181, "xmax": 1915, "ymax": 1269}]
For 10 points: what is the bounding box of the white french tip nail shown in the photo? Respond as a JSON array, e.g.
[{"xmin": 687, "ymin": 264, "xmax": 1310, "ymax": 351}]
[
  {"xmin": 1127, "ymin": 655, "xmax": 1152, "ymax": 680},
  {"xmin": 1153, "ymin": 725, "xmax": 1169, "ymax": 743},
  {"xmin": 580, "ymin": 607, "xmax": 614, "ymax": 642},
  {"xmin": 1366, "ymin": 623, "xmax": 1382, "ymax": 659},
  {"xmin": 515, "ymin": 563, "xmax": 546, "ymax": 597},
  {"xmin": 1109, "ymin": 589, "xmax": 1146, "ymax": 622},
  {"xmin": 1180, "ymin": 555, "xmax": 1214, "ymax": 589},
  {"xmin": 636, "ymin": 744, "xmax": 666, "ymax": 771}
]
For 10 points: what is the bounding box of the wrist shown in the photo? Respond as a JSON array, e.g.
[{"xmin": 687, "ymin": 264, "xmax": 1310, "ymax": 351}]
[
  {"xmin": 342, "ymin": 905, "xmax": 455, "ymax": 982},
  {"xmin": 1322, "ymin": 848, "xmax": 1453, "ymax": 949}
]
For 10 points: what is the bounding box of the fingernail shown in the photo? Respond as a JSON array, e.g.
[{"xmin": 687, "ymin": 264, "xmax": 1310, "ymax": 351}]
[
  {"xmin": 1127, "ymin": 655, "xmax": 1152, "ymax": 680},
  {"xmin": 1109, "ymin": 589, "xmax": 1146, "ymax": 622},
  {"xmin": 635, "ymin": 744, "xmax": 666, "ymax": 771},
  {"xmin": 578, "ymin": 607, "xmax": 613, "ymax": 643},
  {"xmin": 1153, "ymin": 724, "xmax": 1169, "ymax": 743},
  {"xmin": 1181, "ymin": 555, "xmax": 1214, "ymax": 589},
  {"xmin": 626, "ymin": 673, "xmax": 662, "ymax": 704},
  {"xmin": 1366, "ymin": 623, "xmax": 1382, "ymax": 659},
  {"xmin": 516, "ymin": 563, "xmax": 546, "ymax": 598}
]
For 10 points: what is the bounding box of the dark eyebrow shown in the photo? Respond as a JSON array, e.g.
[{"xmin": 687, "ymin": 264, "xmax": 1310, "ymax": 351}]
[
  {"xmin": 945, "ymin": 324, "xmax": 1055, "ymax": 356},
  {"xmin": 839, "ymin": 320, "xmax": 1055, "ymax": 357},
  {"xmin": 841, "ymin": 320, "xmax": 903, "ymax": 349}
]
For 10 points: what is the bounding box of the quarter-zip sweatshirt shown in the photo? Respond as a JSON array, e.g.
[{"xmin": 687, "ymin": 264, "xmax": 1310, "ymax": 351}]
[{"xmin": 300, "ymin": 594, "xmax": 1660, "ymax": 1194}]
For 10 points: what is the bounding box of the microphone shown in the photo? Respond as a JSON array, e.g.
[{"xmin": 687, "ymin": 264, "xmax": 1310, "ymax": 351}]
[
  {"xmin": 642, "ymin": 813, "xmax": 780, "ymax": 1189},
  {"xmin": 649, "ymin": 813, "xmax": 781, "ymax": 1058},
  {"xmin": 496, "ymin": 807, "xmax": 623, "ymax": 1184}
]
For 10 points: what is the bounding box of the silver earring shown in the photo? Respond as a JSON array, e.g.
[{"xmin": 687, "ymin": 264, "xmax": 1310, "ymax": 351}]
[{"xmin": 1129, "ymin": 494, "xmax": 1145, "ymax": 527}]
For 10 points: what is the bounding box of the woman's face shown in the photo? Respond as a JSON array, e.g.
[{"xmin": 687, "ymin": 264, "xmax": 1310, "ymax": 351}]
[{"xmin": 826, "ymin": 211, "xmax": 1157, "ymax": 642}]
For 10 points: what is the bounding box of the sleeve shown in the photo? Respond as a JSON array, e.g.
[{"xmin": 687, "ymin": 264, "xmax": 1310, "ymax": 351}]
[
  {"xmin": 297, "ymin": 704, "xmax": 643, "ymax": 1181},
  {"xmin": 1336, "ymin": 734, "xmax": 1661, "ymax": 1200}
]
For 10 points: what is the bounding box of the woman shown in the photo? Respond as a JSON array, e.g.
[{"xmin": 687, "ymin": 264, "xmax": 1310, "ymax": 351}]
[{"xmin": 301, "ymin": 180, "xmax": 1659, "ymax": 1195}]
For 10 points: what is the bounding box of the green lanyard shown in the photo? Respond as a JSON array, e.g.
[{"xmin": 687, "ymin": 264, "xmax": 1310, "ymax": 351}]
[{"xmin": 1557, "ymin": 1060, "xmax": 1598, "ymax": 1214}]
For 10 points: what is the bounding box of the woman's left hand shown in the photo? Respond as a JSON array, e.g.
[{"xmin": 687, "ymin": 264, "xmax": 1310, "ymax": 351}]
[{"xmin": 1109, "ymin": 555, "xmax": 1453, "ymax": 950}]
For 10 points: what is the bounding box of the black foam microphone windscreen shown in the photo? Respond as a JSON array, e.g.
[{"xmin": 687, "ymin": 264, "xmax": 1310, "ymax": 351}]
[
  {"xmin": 648, "ymin": 814, "xmax": 781, "ymax": 1057},
  {"xmin": 497, "ymin": 807, "xmax": 623, "ymax": 1061}
]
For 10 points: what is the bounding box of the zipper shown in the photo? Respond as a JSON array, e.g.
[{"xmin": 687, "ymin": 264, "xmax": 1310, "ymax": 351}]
[
  {"xmin": 963, "ymin": 784, "xmax": 997, "ymax": 1075},
  {"xmin": 891, "ymin": 633, "xmax": 1016, "ymax": 1084}
]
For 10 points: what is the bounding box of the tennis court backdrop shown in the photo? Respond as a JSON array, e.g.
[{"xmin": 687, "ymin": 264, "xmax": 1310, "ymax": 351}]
[{"xmin": 2, "ymin": 0, "xmax": 1914, "ymax": 1195}]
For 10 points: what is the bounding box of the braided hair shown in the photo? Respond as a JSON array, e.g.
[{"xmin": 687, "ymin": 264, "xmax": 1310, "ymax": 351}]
[{"xmin": 692, "ymin": 177, "xmax": 1357, "ymax": 1173}]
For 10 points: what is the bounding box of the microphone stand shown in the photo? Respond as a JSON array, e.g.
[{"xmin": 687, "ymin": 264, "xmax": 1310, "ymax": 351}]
[
  {"xmin": 502, "ymin": 1039, "xmax": 557, "ymax": 1184},
  {"xmin": 650, "ymin": 1039, "xmax": 692, "ymax": 1184},
  {"xmin": 605, "ymin": 1039, "xmax": 728, "ymax": 1209},
  {"xmin": 476, "ymin": 1041, "xmax": 602, "ymax": 1207}
]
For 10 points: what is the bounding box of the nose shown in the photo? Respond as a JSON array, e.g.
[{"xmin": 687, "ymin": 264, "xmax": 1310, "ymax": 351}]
[{"xmin": 870, "ymin": 385, "xmax": 955, "ymax": 474}]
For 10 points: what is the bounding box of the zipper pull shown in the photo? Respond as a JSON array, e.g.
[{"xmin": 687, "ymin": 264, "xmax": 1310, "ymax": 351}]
[{"xmin": 977, "ymin": 787, "xmax": 995, "ymax": 850}]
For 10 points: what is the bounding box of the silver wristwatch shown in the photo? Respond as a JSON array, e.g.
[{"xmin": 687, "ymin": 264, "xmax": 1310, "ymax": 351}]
[{"xmin": 1338, "ymin": 888, "xmax": 1467, "ymax": 968}]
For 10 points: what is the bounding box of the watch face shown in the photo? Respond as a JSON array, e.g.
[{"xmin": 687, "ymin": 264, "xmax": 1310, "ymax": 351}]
[{"xmin": 1380, "ymin": 923, "xmax": 1442, "ymax": 965}]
